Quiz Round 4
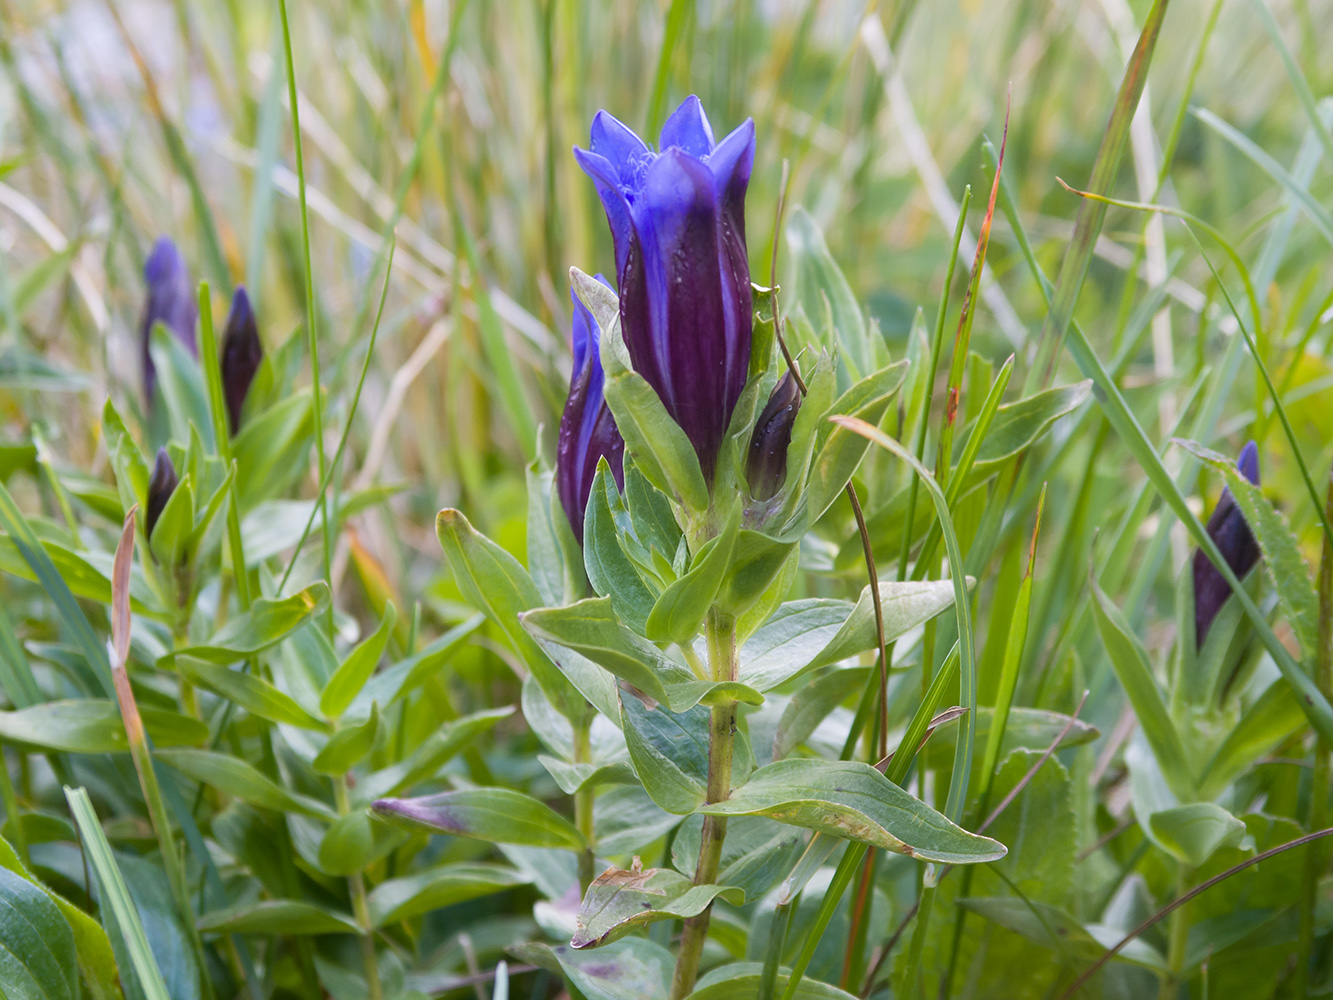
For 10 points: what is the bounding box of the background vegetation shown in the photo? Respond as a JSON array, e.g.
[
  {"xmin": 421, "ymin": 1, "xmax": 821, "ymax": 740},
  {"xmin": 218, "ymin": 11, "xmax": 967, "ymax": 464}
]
[{"xmin": 0, "ymin": 0, "xmax": 1330, "ymax": 997}]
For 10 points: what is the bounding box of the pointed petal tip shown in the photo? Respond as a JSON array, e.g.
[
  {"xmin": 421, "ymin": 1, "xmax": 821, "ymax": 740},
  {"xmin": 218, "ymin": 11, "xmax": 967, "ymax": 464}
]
[{"xmin": 1237, "ymin": 440, "xmax": 1259, "ymax": 485}]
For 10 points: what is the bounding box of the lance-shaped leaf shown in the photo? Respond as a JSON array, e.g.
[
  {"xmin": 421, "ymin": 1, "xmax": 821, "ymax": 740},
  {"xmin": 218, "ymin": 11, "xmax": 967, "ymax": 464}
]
[
  {"xmin": 171, "ymin": 583, "xmax": 329, "ymax": 663},
  {"xmin": 602, "ymin": 368, "xmax": 710, "ymax": 513},
  {"xmin": 571, "ymin": 863, "xmax": 743, "ymax": 949},
  {"xmin": 317, "ymin": 810, "xmax": 407, "ymax": 877},
  {"xmin": 957, "ymin": 897, "xmax": 1167, "ymax": 972},
  {"xmin": 619, "ymin": 691, "xmax": 713, "ymax": 815},
  {"xmin": 696, "ymin": 759, "xmax": 1005, "ymax": 863},
  {"xmin": 800, "ymin": 578, "xmax": 961, "ymax": 675},
  {"xmin": 196, "ymin": 900, "xmax": 359, "ymax": 936},
  {"xmin": 583, "ymin": 463, "xmax": 658, "ymax": 634},
  {"xmin": 367, "ymin": 863, "xmax": 531, "ymax": 927},
  {"xmin": 1090, "ymin": 580, "xmax": 1194, "ymax": 800},
  {"xmin": 715, "ymin": 531, "xmax": 797, "ymax": 618},
  {"xmin": 176, "ymin": 658, "xmax": 326, "ymax": 730},
  {"xmin": 539, "ymin": 757, "xmax": 638, "ymax": 796},
  {"xmin": 354, "ymin": 706, "xmax": 514, "ymax": 803},
  {"xmin": 0, "ymin": 700, "xmax": 206, "ymax": 753},
  {"xmin": 1178, "ymin": 440, "xmax": 1320, "ymax": 656},
  {"xmin": 320, "ymin": 602, "xmax": 396, "ymax": 718},
  {"xmin": 0, "ymin": 866, "xmax": 78, "ymax": 1000},
  {"xmin": 311, "ymin": 702, "xmax": 381, "ymax": 774},
  {"xmin": 372, "ymin": 788, "xmax": 586, "ymax": 850},
  {"xmin": 965, "ymin": 380, "xmax": 1092, "ymax": 480},
  {"xmin": 645, "ymin": 504, "xmax": 741, "ymax": 643},
  {"xmin": 1148, "ymin": 802, "xmax": 1246, "ymax": 867},
  {"xmin": 154, "ymin": 748, "xmax": 335, "ymax": 819},
  {"xmin": 522, "ymin": 598, "xmax": 761, "ymax": 714},
  {"xmin": 437, "ymin": 508, "xmax": 595, "ymax": 719},
  {"xmin": 802, "ymin": 360, "xmax": 908, "ymax": 525}
]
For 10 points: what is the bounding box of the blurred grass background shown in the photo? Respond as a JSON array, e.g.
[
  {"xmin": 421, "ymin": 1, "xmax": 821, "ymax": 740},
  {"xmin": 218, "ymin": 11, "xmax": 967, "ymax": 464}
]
[{"xmin": 0, "ymin": 0, "xmax": 1329, "ymax": 635}]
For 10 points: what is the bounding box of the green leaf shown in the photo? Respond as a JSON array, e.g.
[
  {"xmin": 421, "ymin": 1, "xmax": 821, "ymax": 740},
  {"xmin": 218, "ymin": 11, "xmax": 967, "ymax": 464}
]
[
  {"xmin": 602, "ymin": 370, "xmax": 709, "ymax": 513},
  {"xmin": 1199, "ymin": 680, "xmax": 1307, "ymax": 797},
  {"xmin": 436, "ymin": 508, "xmax": 590, "ymax": 719},
  {"xmin": 571, "ymin": 864, "xmax": 743, "ymax": 948},
  {"xmin": 0, "ymin": 866, "xmax": 79, "ymax": 1000},
  {"xmin": 528, "ymin": 462, "xmax": 580, "ymax": 607},
  {"xmin": 65, "ymin": 788, "xmax": 172, "ymax": 1000},
  {"xmin": 174, "ymin": 583, "xmax": 330, "ymax": 663},
  {"xmin": 697, "ymin": 759, "xmax": 1006, "ymax": 863},
  {"xmin": 803, "ymin": 361, "xmax": 908, "ymax": 524},
  {"xmin": 0, "ymin": 834, "xmax": 122, "ymax": 1000},
  {"xmin": 538, "ymin": 757, "xmax": 638, "ymax": 795},
  {"xmin": 672, "ymin": 815, "xmax": 804, "ymax": 901},
  {"xmin": 1178, "ymin": 439, "xmax": 1321, "ymax": 656},
  {"xmin": 154, "ymin": 748, "xmax": 335, "ymax": 818},
  {"xmin": 786, "ymin": 207, "xmax": 877, "ymax": 386},
  {"xmin": 773, "ymin": 667, "xmax": 872, "ymax": 759},
  {"xmin": 736, "ymin": 599, "xmax": 854, "ymax": 690},
  {"xmin": 545, "ymin": 937, "xmax": 674, "ymax": 1000},
  {"xmin": 801, "ymin": 579, "xmax": 960, "ymax": 676},
  {"xmin": 312, "ymin": 702, "xmax": 381, "ymax": 774},
  {"xmin": 922, "ymin": 707, "xmax": 1100, "ymax": 766},
  {"xmin": 1090, "ymin": 580, "xmax": 1194, "ymax": 799},
  {"xmin": 619, "ymin": 691, "xmax": 709, "ymax": 815},
  {"xmin": 366, "ymin": 863, "xmax": 530, "ymax": 927},
  {"xmin": 0, "ymin": 700, "xmax": 206, "ymax": 753},
  {"xmin": 353, "ymin": 613, "xmax": 485, "ymax": 715},
  {"xmin": 316, "ymin": 809, "xmax": 407, "ymax": 876},
  {"xmin": 957, "ymin": 897, "xmax": 1167, "ymax": 972},
  {"xmin": 231, "ymin": 390, "xmax": 314, "ymax": 508},
  {"xmin": 321, "ymin": 602, "xmax": 396, "ymax": 718},
  {"xmin": 195, "ymin": 900, "xmax": 359, "ymax": 935},
  {"xmin": 715, "ymin": 532, "xmax": 797, "ymax": 619},
  {"xmin": 687, "ymin": 972, "xmax": 859, "ymax": 1000},
  {"xmin": 1148, "ymin": 803, "xmax": 1246, "ymax": 867},
  {"xmin": 177, "ymin": 658, "xmax": 326, "ymax": 730},
  {"xmin": 967, "ymin": 381, "xmax": 1092, "ymax": 478},
  {"xmin": 522, "ymin": 598, "xmax": 761, "ymax": 714},
  {"xmin": 372, "ymin": 788, "xmax": 586, "ymax": 850},
  {"xmin": 645, "ymin": 505, "xmax": 741, "ymax": 644},
  {"xmin": 583, "ymin": 464, "xmax": 659, "ymax": 634},
  {"xmin": 354, "ymin": 706, "xmax": 514, "ymax": 803}
]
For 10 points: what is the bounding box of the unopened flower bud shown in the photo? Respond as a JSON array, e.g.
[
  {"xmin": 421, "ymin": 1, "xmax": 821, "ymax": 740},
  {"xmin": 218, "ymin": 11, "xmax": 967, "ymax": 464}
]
[
  {"xmin": 220, "ymin": 286, "xmax": 263, "ymax": 435},
  {"xmin": 146, "ymin": 448, "xmax": 178, "ymax": 540},
  {"xmin": 1192, "ymin": 440, "xmax": 1260, "ymax": 647},
  {"xmin": 746, "ymin": 371, "xmax": 801, "ymax": 501}
]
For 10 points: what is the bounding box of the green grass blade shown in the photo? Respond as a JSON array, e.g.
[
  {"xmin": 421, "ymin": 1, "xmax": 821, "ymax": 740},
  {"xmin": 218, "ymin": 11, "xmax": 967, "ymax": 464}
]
[
  {"xmin": 65, "ymin": 786, "xmax": 172, "ymax": 1000},
  {"xmin": 1247, "ymin": 0, "xmax": 1333, "ymax": 167}
]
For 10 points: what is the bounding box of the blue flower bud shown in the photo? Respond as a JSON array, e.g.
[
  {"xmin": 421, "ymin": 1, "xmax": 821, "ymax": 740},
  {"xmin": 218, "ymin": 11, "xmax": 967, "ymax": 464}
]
[
  {"xmin": 556, "ymin": 276, "xmax": 624, "ymax": 542},
  {"xmin": 146, "ymin": 447, "xmax": 178, "ymax": 540},
  {"xmin": 574, "ymin": 96, "xmax": 755, "ymax": 483},
  {"xmin": 747, "ymin": 371, "xmax": 801, "ymax": 501},
  {"xmin": 140, "ymin": 237, "xmax": 197, "ymax": 403},
  {"xmin": 1192, "ymin": 440, "xmax": 1260, "ymax": 647},
  {"xmin": 220, "ymin": 286, "xmax": 263, "ymax": 435}
]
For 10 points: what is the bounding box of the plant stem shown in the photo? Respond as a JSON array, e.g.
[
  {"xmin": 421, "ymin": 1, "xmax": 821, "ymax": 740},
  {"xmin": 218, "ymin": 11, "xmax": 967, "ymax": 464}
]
[
  {"xmin": 573, "ymin": 718, "xmax": 595, "ymax": 893},
  {"xmin": 336, "ymin": 776, "xmax": 382, "ymax": 1000},
  {"xmin": 1158, "ymin": 866, "xmax": 1191, "ymax": 1000},
  {"xmin": 1296, "ymin": 474, "xmax": 1333, "ymax": 997},
  {"xmin": 670, "ymin": 609, "xmax": 737, "ymax": 1000}
]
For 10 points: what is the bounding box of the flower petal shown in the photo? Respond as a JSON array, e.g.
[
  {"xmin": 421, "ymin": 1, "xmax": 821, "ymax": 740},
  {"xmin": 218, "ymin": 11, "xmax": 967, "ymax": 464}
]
[
  {"xmin": 590, "ymin": 110, "xmax": 651, "ymax": 183},
  {"xmin": 659, "ymin": 95, "xmax": 715, "ymax": 157}
]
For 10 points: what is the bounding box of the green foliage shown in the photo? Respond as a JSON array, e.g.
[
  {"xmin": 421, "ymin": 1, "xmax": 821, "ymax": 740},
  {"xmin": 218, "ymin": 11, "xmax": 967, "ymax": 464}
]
[{"xmin": 0, "ymin": 1, "xmax": 1331, "ymax": 997}]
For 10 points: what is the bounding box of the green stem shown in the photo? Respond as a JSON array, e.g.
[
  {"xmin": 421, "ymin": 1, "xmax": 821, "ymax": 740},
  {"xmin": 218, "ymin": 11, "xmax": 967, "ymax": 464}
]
[
  {"xmin": 902, "ymin": 875, "xmax": 937, "ymax": 999},
  {"xmin": 670, "ymin": 609, "xmax": 737, "ymax": 1000},
  {"xmin": 1158, "ymin": 866, "xmax": 1191, "ymax": 1000},
  {"xmin": 758, "ymin": 898, "xmax": 794, "ymax": 1000},
  {"xmin": 573, "ymin": 718, "xmax": 596, "ymax": 893},
  {"xmin": 336, "ymin": 776, "xmax": 381, "ymax": 1000}
]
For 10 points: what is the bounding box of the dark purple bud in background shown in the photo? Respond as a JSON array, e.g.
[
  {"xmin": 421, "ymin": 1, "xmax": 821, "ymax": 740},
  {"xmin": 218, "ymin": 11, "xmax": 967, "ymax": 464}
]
[
  {"xmin": 556, "ymin": 275, "xmax": 625, "ymax": 543},
  {"xmin": 747, "ymin": 370, "xmax": 801, "ymax": 501},
  {"xmin": 220, "ymin": 286, "xmax": 263, "ymax": 435},
  {"xmin": 574, "ymin": 95, "xmax": 755, "ymax": 483},
  {"xmin": 1192, "ymin": 440, "xmax": 1261, "ymax": 647},
  {"xmin": 140, "ymin": 237, "xmax": 198, "ymax": 403},
  {"xmin": 146, "ymin": 448, "xmax": 178, "ymax": 540}
]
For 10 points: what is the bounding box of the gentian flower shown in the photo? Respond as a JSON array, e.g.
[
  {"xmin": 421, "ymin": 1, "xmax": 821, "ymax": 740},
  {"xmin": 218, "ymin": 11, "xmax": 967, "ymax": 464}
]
[
  {"xmin": 747, "ymin": 370, "xmax": 801, "ymax": 501},
  {"xmin": 574, "ymin": 96, "xmax": 755, "ymax": 482},
  {"xmin": 556, "ymin": 276, "xmax": 624, "ymax": 542},
  {"xmin": 220, "ymin": 286, "xmax": 263, "ymax": 435},
  {"xmin": 139, "ymin": 237, "xmax": 198, "ymax": 402},
  {"xmin": 1192, "ymin": 440, "xmax": 1260, "ymax": 647},
  {"xmin": 146, "ymin": 447, "xmax": 178, "ymax": 540}
]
